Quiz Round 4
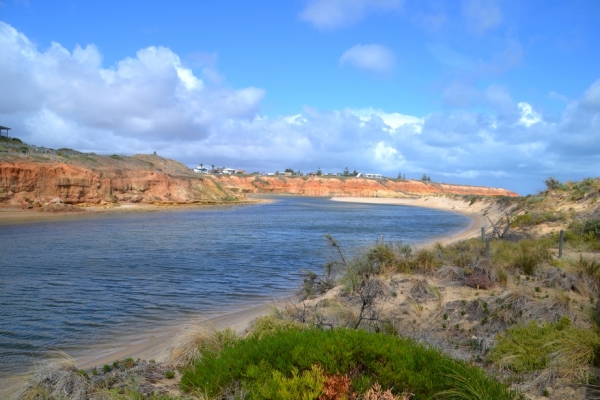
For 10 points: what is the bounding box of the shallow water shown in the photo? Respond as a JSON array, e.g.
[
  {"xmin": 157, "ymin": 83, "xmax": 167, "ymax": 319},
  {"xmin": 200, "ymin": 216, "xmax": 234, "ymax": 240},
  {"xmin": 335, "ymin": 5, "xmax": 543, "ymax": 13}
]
[{"xmin": 0, "ymin": 196, "xmax": 470, "ymax": 379}]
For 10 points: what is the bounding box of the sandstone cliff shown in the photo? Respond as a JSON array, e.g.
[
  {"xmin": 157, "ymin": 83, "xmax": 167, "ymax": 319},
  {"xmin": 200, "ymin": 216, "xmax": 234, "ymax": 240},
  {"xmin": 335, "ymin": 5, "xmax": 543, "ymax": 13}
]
[
  {"xmin": 0, "ymin": 153, "xmax": 241, "ymax": 206},
  {"xmin": 0, "ymin": 152, "xmax": 518, "ymax": 208},
  {"xmin": 214, "ymin": 175, "xmax": 518, "ymax": 198}
]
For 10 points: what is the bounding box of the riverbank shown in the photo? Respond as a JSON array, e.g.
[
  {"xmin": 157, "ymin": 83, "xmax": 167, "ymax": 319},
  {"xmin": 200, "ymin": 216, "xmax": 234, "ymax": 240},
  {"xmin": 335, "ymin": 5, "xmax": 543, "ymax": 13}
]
[
  {"xmin": 331, "ymin": 195, "xmax": 504, "ymax": 245},
  {"xmin": 73, "ymin": 196, "xmax": 497, "ymax": 370},
  {"xmin": 1, "ymin": 194, "xmax": 503, "ymax": 396},
  {"xmin": 0, "ymin": 199, "xmax": 268, "ymax": 226}
]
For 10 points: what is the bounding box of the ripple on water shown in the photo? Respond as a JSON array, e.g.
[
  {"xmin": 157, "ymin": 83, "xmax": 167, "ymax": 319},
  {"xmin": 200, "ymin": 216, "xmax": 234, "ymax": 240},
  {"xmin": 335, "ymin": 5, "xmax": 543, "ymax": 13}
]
[{"xmin": 0, "ymin": 196, "xmax": 470, "ymax": 378}]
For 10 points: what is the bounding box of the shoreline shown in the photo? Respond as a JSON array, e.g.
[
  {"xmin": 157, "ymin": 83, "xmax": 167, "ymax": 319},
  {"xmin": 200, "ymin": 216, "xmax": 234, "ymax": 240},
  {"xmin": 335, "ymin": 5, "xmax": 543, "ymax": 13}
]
[
  {"xmin": 0, "ymin": 199, "xmax": 268, "ymax": 226},
  {"xmin": 330, "ymin": 196, "xmax": 500, "ymax": 246},
  {"xmin": 73, "ymin": 196, "xmax": 497, "ymax": 370},
  {"xmin": 1, "ymin": 194, "xmax": 500, "ymax": 392}
]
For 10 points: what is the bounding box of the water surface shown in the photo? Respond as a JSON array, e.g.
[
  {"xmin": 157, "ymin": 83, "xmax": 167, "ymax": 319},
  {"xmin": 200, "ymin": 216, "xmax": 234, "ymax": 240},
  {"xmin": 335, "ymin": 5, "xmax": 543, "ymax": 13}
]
[{"xmin": 0, "ymin": 196, "xmax": 471, "ymax": 378}]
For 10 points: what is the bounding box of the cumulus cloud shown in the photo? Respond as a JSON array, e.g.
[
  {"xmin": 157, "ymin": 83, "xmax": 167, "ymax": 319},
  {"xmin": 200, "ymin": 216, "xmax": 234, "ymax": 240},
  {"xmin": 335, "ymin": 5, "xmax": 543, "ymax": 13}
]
[
  {"xmin": 339, "ymin": 44, "xmax": 395, "ymax": 74},
  {"xmin": 461, "ymin": 0, "xmax": 502, "ymax": 35},
  {"xmin": 2, "ymin": 22, "xmax": 600, "ymax": 194},
  {"xmin": 300, "ymin": 0, "xmax": 402, "ymax": 29},
  {"xmin": 0, "ymin": 21, "xmax": 264, "ymax": 147}
]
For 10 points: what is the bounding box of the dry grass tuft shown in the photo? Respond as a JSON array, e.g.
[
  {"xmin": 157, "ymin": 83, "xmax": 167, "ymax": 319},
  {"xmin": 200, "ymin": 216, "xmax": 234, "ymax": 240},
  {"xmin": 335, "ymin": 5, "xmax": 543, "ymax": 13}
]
[
  {"xmin": 541, "ymin": 267, "xmax": 575, "ymax": 292},
  {"xmin": 13, "ymin": 351, "xmax": 89, "ymax": 400},
  {"xmin": 548, "ymin": 333, "xmax": 600, "ymax": 380},
  {"xmin": 437, "ymin": 266, "xmax": 464, "ymax": 283},
  {"xmin": 532, "ymin": 291, "xmax": 579, "ymax": 325},
  {"xmin": 363, "ymin": 383, "xmax": 409, "ymax": 400},
  {"xmin": 410, "ymin": 279, "xmax": 437, "ymax": 302},
  {"xmin": 570, "ymin": 255, "xmax": 600, "ymax": 295},
  {"xmin": 167, "ymin": 324, "xmax": 232, "ymax": 366}
]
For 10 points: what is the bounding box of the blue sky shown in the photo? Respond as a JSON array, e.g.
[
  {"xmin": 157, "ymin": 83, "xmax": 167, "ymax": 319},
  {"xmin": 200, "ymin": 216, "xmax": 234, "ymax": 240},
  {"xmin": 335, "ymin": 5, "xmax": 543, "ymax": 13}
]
[{"xmin": 1, "ymin": 0, "xmax": 599, "ymax": 194}]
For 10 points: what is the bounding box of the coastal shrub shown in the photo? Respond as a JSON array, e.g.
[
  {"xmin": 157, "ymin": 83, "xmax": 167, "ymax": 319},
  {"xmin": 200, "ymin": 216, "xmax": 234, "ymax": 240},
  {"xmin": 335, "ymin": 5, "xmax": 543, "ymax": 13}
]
[
  {"xmin": 180, "ymin": 328, "xmax": 515, "ymax": 399},
  {"xmin": 503, "ymin": 239, "xmax": 551, "ymax": 275},
  {"xmin": 511, "ymin": 211, "xmax": 566, "ymax": 228},
  {"xmin": 558, "ymin": 220, "xmax": 600, "ymax": 251},
  {"xmin": 488, "ymin": 317, "xmax": 600, "ymax": 374}
]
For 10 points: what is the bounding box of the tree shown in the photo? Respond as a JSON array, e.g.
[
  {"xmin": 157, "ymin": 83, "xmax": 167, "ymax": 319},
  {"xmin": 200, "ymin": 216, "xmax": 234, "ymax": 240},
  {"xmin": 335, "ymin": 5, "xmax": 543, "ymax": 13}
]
[
  {"xmin": 544, "ymin": 177, "xmax": 561, "ymax": 190},
  {"xmin": 421, "ymin": 173, "xmax": 428, "ymax": 181},
  {"xmin": 285, "ymin": 168, "xmax": 294, "ymax": 173},
  {"xmin": 352, "ymin": 170, "xmax": 358, "ymax": 176},
  {"xmin": 211, "ymin": 164, "xmax": 215, "ymax": 171},
  {"xmin": 397, "ymin": 172, "xmax": 403, "ymax": 180},
  {"xmin": 344, "ymin": 167, "xmax": 349, "ymax": 176},
  {"xmin": 200, "ymin": 164, "xmax": 203, "ymax": 169},
  {"xmin": 317, "ymin": 167, "xmax": 322, "ymax": 176}
]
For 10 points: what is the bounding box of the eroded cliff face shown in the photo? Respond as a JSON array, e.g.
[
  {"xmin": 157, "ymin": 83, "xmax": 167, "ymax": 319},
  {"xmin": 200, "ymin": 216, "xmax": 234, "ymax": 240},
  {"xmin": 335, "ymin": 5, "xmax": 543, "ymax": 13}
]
[
  {"xmin": 0, "ymin": 154, "xmax": 241, "ymax": 206},
  {"xmin": 0, "ymin": 152, "xmax": 518, "ymax": 208},
  {"xmin": 214, "ymin": 175, "xmax": 519, "ymax": 198}
]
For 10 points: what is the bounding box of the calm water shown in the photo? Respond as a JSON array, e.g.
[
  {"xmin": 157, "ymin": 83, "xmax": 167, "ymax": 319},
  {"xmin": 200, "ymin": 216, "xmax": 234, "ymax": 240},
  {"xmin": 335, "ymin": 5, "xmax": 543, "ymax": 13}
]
[{"xmin": 0, "ymin": 196, "xmax": 470, "ymax": 379}]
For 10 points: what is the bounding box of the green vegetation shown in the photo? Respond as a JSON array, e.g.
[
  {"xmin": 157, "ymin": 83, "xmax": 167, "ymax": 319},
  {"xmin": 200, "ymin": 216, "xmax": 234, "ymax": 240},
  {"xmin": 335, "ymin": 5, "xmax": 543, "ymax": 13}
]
[
  {"xmin": 489, "ymin": 317, "xmax": 600, "ymax": 376},
  {"xmin": 181, "ymin": 328, "xmax": 515, "ymax": 399}
]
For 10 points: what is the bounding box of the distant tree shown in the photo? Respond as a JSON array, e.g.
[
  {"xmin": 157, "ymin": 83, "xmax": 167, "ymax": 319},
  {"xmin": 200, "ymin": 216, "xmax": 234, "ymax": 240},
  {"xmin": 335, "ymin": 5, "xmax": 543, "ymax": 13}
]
[
  {"xmin": 317, "ymin": 167, "xmax": 322, "ymax": 176},
  {"xmin": 397, "ymin": 172, "xmax": 403, "ymax": 180},
  {"xmin": 352, "ymin": 170, "xmax": 358, "ymax": 176},
  {"xmin": 211, "ymin": 164, "xmax": 215, "ymax": 171},
  {"xmin": 544, "ymin": 177, "xmax": 561, "ymax": 190},
  {"xmin": 344, "ymin": 167, "xmax": 349, "ymax": 176},
  {"xmin": 422, "ymin": 173, "xmax": 428, "ymax": 181},
  {"xmin": 200, "ymin": 163, "xmax": 204, "ymax": 169},
  {"xmin": 285, "ymin": 168, "xmax": 294, "ymax": 173}
]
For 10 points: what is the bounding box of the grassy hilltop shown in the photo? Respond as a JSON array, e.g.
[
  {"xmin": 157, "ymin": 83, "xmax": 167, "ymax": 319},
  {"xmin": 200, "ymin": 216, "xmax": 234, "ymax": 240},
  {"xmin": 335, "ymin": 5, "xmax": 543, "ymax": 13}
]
[{"xmin": 11, "ymin": 179, "xmax": 600, "ymax": 400}]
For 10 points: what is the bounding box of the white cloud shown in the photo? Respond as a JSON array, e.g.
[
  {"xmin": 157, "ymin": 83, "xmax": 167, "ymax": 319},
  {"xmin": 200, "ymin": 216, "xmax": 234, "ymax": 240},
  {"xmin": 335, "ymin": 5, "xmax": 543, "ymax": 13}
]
[
  {"xmin": 0, "ymin": 21, "xmax": 264, "ymax": 144},
  {"xmin": 3, "ymin": 22, "xmax": 600, "ymax": 195},
  {"xmin": 518, "ymin": 102, "xmax": 542, "ymax": 127},
  {"xmin": 353, "ymin": 108, "xmax": 422, "ymax": 134},
  {"xmin": 300, "ymin": 0, "xmax": 402, "ymax": 29},
  {"xmin": 461, "ymin": 0, "xmax": 502, "ymax": 35},
  {"xmin": 339, "ymin": 44, "xmax": 395, "ymax": 74}
]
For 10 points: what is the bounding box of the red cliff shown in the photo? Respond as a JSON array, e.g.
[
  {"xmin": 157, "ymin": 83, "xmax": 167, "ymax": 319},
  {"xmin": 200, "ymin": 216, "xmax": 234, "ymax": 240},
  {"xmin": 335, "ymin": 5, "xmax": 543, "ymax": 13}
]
[{"xmin": 214, "ymin": 175, "xmax": 518, "ymax": 198}]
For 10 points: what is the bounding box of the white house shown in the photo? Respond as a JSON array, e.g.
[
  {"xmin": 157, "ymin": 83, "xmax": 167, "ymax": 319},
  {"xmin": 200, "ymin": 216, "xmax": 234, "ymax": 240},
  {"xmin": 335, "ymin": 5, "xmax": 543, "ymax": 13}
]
[{"xmin": 358, "ymin": 173, "xmax": 383, "ymax": 179}]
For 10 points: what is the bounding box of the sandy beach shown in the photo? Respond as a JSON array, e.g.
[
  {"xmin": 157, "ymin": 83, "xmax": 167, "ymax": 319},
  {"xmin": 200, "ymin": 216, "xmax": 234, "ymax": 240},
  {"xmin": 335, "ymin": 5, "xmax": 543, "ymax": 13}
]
[
  {"xmin": 1, "ymin": 194, "xmax": 500, "ymax": 381},
  {"xmin": 330, "ymin": 196, "xmax": 501, "ymax": 246},
  {"xmin": 0, "ymin": 199, "xmax": 268, "ymax": 226}
]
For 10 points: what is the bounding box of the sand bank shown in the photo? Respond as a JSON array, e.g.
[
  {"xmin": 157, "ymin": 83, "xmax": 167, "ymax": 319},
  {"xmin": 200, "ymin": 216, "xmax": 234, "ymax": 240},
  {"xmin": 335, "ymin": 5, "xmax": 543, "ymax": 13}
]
[
  {"xmin": 330, "ymin": 196, "xmax": 502, "ymax": 246},
  {"xmin": 74, "ymin": 302, "xmax": 275, "ymax": 371},
  {"xmin": 0, "ymin": 199, "xmax": 267, "ymax": 226}
]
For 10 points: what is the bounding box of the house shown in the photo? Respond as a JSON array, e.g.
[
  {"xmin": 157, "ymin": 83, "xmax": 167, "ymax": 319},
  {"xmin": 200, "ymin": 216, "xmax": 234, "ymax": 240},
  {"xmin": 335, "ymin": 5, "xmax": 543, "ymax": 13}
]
[
  {"xmin": 222, "ymin": 168, "xmax": 236, "ymax": 175},
  {"xmin": 193, "ymin": 165, "xmax": 210, "ymax": 174},
  {"xmin": 362, "ymin": 173, "xmax": 383, "ymax": 179}
]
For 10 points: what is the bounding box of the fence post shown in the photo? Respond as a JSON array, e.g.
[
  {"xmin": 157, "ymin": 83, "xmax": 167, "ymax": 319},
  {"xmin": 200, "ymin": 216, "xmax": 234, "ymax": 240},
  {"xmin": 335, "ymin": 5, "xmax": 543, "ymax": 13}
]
[
  {"xmin": 481, "ymin": 227, "xmax": 485, "ymax": 243},
  {"xmin": 559, "ymin": 229, "xmax": 564, "ymax": 258}
]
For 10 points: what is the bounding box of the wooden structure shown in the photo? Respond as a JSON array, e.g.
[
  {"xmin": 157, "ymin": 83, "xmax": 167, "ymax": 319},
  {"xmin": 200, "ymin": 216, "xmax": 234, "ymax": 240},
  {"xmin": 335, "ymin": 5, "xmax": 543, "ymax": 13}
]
[{"xmin": 0, "ymin": 126, "xmax": 10, "ymax": 138}]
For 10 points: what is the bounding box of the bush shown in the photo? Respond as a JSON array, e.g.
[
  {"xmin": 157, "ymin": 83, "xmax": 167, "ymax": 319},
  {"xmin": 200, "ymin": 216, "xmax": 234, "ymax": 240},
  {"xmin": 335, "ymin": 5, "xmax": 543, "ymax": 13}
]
[
  {"xmin": 489, "ymin": 317, "xmax": 600, "ymax": 374},
  {"xmin": 544, "ymin": 177, "xmax": 561, "ymax": 190},
  {"xmin": 181, "ymin": 328, "xmax": 515, "ymax": 399}
]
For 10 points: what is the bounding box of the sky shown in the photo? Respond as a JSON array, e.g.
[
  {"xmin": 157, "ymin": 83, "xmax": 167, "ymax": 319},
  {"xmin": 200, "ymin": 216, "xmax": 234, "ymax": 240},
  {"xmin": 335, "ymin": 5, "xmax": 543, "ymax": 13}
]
[{"xmin": 1, "ymin": 1, "xmax": 599, "ymax": 194}]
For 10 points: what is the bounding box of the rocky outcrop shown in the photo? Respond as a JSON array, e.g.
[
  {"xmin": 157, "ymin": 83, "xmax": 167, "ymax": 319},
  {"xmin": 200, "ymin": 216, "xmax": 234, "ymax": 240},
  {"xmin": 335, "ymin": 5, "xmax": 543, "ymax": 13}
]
[
  {"xmin": 0, "ymin": 154, "xmax": 241, "ymax": 206},
  {"xmin": 214, "ymin": 175, "xmax": 519, "ymax": 198}
]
